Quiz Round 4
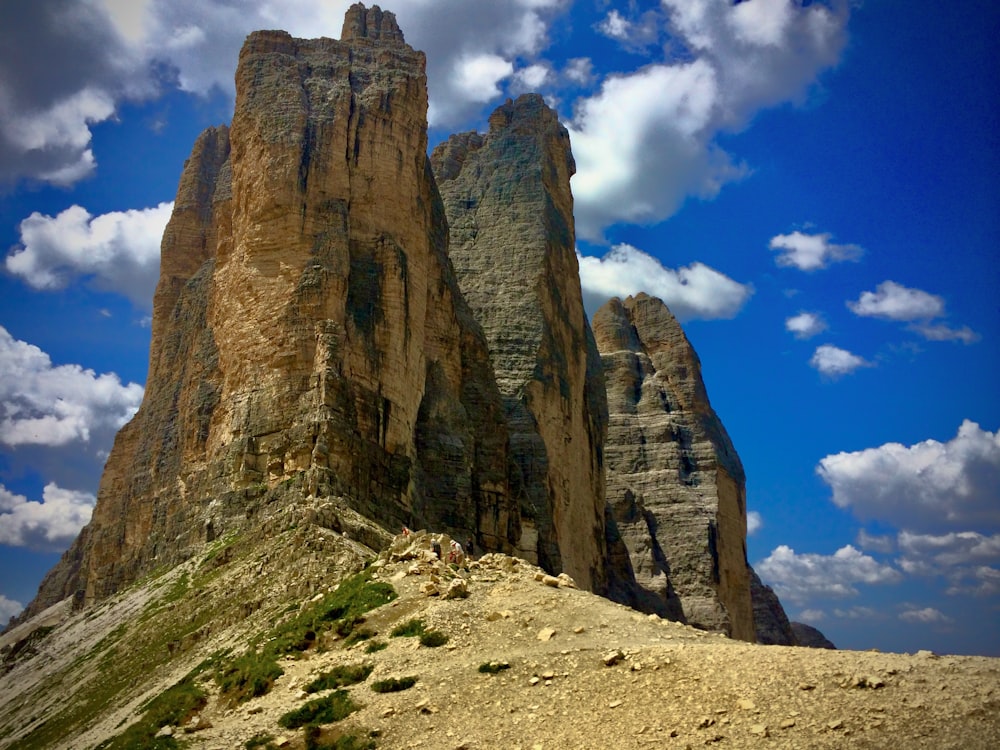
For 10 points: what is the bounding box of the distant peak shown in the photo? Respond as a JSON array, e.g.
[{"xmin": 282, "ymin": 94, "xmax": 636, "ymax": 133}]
[{"xmin": 341, "ymin": 3, "xmax": 405, "ymax": 43}]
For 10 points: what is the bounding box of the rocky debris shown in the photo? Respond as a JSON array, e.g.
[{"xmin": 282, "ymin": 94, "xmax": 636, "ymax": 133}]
[
  {"xmin": 3, "ymin": 531, "xmax": 1000, "ymax": 750},
  {"xmin": 432, "ymin": 94, "xmax": 608, "ymax": 593},
  {"xmin": 593, "ymin": 294, "xmax": 753, "ymax": 641},
  {"xmin": 792, "ymin": 621, "xmax": 837, "ymax": 649}
]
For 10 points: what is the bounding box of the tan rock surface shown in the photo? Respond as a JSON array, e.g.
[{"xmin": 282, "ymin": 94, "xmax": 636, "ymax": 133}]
[
  {"xmin": 594, "ymin": 294, "xmax": 754, "ymax": 640},
  {"xmin": 432, "ymin": 94, "xmax": 608, "ymax": 592}
]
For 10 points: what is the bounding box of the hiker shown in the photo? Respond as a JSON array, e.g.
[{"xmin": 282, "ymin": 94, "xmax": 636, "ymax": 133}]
[
  {"xmin": 402, "ymin": 526, "xmax": 412, "ymax": 538},
  {"xmin": 431, "ymin": 538, "xmax": 442, "ymax": 559},
  {"xmin": 448, "ymin": 539, "xmax": 465, "ymax": 565},
  {"xmin": 466, "ymin": 537, "xmax": 475, "ymax": 559}
]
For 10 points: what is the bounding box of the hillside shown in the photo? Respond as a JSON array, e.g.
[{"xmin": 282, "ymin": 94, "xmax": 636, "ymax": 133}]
[{"xmin": 3, "ymin": 528, "xmax": 998, "ymax": 749}]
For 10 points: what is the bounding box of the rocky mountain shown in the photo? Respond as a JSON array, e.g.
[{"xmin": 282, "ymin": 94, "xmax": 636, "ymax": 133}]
[
  {"xmin": 793, "ymin": 621, "xmax": 838, "ymax": 650},
  {"xmin": 431, "ymin": 94, "xmax": 608, "ymax": 592},
  {"xmin": 593, "ymin": 294, "xmax": 755, "ymax": 641},
  {"xmin": 17, "ymin": 1, "xmax": 803, "ymax": 655}
]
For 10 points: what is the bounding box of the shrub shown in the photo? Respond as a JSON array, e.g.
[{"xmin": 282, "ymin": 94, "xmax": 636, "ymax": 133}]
[
  {"xmin": 371, "ymin": 676, "xmax": 417, "ymax": 693},
  {"xmin": 363, "ymin": 640, "xmax": 387, "ymax": 654},
  {"xmin": 304, "ymin": 664, "xmax": 374, "ymax": 693},
  {"xmin": 278, "ymin": 691, "xmax": 359, "ymax": 729},
  {"xmin": 245, "ymin": 734, "xmax": 278, "ymax": 749},
  {"xmin": 96, "ymin": 671, "xmax": 207, "ymax": 749},
  {"xmin": 389, "ymin": 619, "xmax": 425, "ymax": 638},
  {"xmin": 418, "ymin": 630, "xmax": 449, "ymax": 648},
  {"xmin": 304, "ymin": 727, "xmax": 377, "ymax": 750},
  {"xmin": 478, "ymin": 661, "xmax": 510, "ymax": 674}
]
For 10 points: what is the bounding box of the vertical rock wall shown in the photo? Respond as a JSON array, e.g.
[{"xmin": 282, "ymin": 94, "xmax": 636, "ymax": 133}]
[
  {"xmin": 593, "ymin": 294, "xmax": 754, "ymax": 640},
  {"xmin": 432, "ymin": 95, "xmax": 608, "ymax": 592},
  {"xmin": 24, "ymin": 4, "xmax": 519, "ymax": 615}
]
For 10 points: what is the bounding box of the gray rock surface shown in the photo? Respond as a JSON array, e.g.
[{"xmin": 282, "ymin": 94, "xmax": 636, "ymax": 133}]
[
  {"xmin": 593, "ymin": 294, "xmax": 754, "ymax": 641},
  {"xmin": 792, "ymin": 621, "xmax": 837, "ymax": 649},
  {"xmin": 431, "ymin": 94, "xmax": 608, "ymax": 592},
  {"xmin": 750, "ymin": 565, "xmax": 798, "ymax": 646}
]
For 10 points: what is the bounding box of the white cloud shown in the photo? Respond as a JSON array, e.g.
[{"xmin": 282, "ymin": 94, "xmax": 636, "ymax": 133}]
[
  {"xmin": 856, "ymin": 529, "xmax": 895, "ymax": 554},
  {"xmin": 797, "ymin": 608, "xmax": 825, "ymax": 622},
  {"xmin": 899, "ymin": 606, "xmax": 953, "ymax": 625},
  {"xmin": 2, "ymin": 0, "xmax": 573, "ymax": 185},
  {"xmin": 785, "ymin": 311, "xmax": 826, "ymax": 339},
  {"xmin": 747, "ymin": 510, "xmax": 762, "ymax": 536},
  {"xmin": 756, "ymin": 544, "xmax": 903, "ymax": 604},
  {"xmin": 909, "ymin": 322, "xmax": 980, "ymax": 345},
  {"xmin": 512, "ymin": 63, "xmax": 551, "ymax": 92},
  {"xmin": 0, "ymin": 326, "xmax": 144, "ymax": 448},
  {"xmin": 946, "ymin": 566, "xmax": 1000, "ymax": 597},
  {"xmin": 817, "ymin": 421, "xmax": 1000, "ymax": 533},
  {"xmin": 898, "ymin": 530, "xmax": 1000, "ymax": 568},
  {"xmin": 449, "ymin": 54, "xmax": 514, "ymax": 104},
  {"xmin": 769, "ymin": 231, "xmax": 862, "ymax": 271},
  {"xmin": 595, "ymin": 8, "xmax": 661, "ymax": 50},
  {"xmin": 848, "ymin": 280, "xmax": 944, "ymax": 321},
  {"xmin": 0, "ymin": 594, "xmax": 24, "ymax": 624},
  {"xmin": 809, "ymin": 344, "xmax": 870, "ymax": 377},
  {"xmin": 569, "ymin": 0, "xmax": 848, "ymax": 238},
  {"xmin": 577, "ymin": 244, "xmax": 753, "ymax": 321},
  {"xmin": 7, "ymin": 203, "xmax": 172, "ymax": 308},
  {"xmin": 563, "ymin": 57, "xmax": 594, "ymax": 86},
  {"xmin": 831, "ymin": 605, "xmax": 882, "ymax": 620},
  {"xmin": 0, "ymin": 482, "xmax": 95, "ymax": 552}
]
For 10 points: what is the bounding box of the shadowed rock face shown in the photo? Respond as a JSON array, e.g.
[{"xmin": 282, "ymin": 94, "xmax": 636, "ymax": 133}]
[
  {"xmin": 750, "ymin": 565, "xmax": 798, "ymax": 645},
  {"xmin": 593, "ymin": 294, "xmax": 754, "ymax": 641},
  {"xmin": 431, "ymin": 95, "xmax": 608, "ymax": 592},
  {"xmin": 23, "ymin": 3, "xmax": 519, "ymax": 617},
  {"xmin": 791, "ymin": 621, "xmax": 837, "ymax": 649}
]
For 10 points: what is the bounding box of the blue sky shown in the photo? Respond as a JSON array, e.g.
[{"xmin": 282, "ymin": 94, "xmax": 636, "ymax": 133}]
[{"xmin": 1, "ymin": 1, "xmax": 997, "ymax": 656}]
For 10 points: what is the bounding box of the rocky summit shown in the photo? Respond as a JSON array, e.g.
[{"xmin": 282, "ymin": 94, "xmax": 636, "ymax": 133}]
[{"xmin": 12, "ymin": 4, "xmax": 989, "ymax": 748}]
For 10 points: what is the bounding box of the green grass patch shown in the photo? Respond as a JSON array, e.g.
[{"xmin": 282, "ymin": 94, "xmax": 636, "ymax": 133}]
[
  {"xmin": 304, "ymin": 728, "xmax": 377, "ymax": 750},
  {"xmin": 478, "ymin": 661, "xmax": 511, "ymax": 674},
  {"xmin": 363, "ymin": 640, "xmax": 387, "ymax": 654},
  {"xmin": 370, "ymin": 676, "xmax": 417, "ymax": 693},
  {"xmin": 278, "ymin": 691, "xmax": 359, "ymax": 729},
  {"xmin": 389, "ymin": 619, "xmax": 425, "ymax": 638},
  {"xmin": 418, "ymin": 630, "xmax": 448, "ymax": 648},
  {"xmin": 304, "ymin": 664, "xmax": 373, "ymax": 693},
  {"xmin": 215, "ymin": 570, "xmax": 396, "ymax": 704},
  {"xmin": 95, "ymin": 668, "xmax": 207, "ymax": 750},
  {"xmin": 215, "ymin": 651, "xmax": 284, "ymax": 704},
  {"xmin": 245, "ymin": 733, "xmax": 278, "ymax": 749}
]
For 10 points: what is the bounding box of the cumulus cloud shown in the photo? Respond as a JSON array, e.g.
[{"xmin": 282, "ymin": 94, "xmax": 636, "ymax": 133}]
[
  {"xmin": 0, "ymin": 482, "xmax": 95, "ymax": 552},
  {"xmin": 595, "ymin": 8, "xmax": 662, "ymax": 51},
  {"xmin": 899, "ymin": 606, "xmax": 953, "ymax": 625},
  {"xmin": 7, "ymin": 203, "xmax": 171, "ymax": 308},
  {"xmin": 570, "ymin": 0, "xmax": 848, "ymax": 238},
  {"xmin": 0, "ymin": 326, "xmax": 144, "ymax": 448},
  {"xmin": 856, "ymin": 529, "xmax": 895, "ymax": 554},
  {"xmin": 563, "ymin": 57, "xmax": 594, "ymax": 86},
  {"xmin": 785, "ymin": 311, "xmax": 827, "ymax": 339},
  {"xmin": 847, "ymin": 281, "xmax": 979, "ymax": 344},
  {"xmin": 756, "ymin": 544, "xmax": 903, "ymax": 604},
  {"xmin": 577, "ymin": 244, "xmax": 753, "ymax": 321},
  {"xmin": 909, "ymin": 322, "xmax": 980, "ymax": 345},
  {"xmin": 797, "ymin": 608, "xmax": 825, "ymax": 622},
  {"xmin": 809, "ymin": 344, "xmax": 870, "ymax": 378},
  {"xmin": 848, "ymin": 281, "xmax": 944, "ymax": 321},
  {"xmin": 0, "ymin": 594, "xmax": 24, "ymax": 624},
  {"xmin": 2, "ymin": 0, "xmax": 572, "ymax": 185},
  {"xmin": 817, "ymin": 421, "xmax": 1000, "ymax": 533},
  {"xmin": 896, "ymin": 531, "xmax": 1000, "ymax": 597},
  {"xmin": 747, "ymin": 510, "xmax": 762, "ymax": 536},
  {"xmin": 769, "ymin": 231, "xmax": 862, "ymax": 271}
]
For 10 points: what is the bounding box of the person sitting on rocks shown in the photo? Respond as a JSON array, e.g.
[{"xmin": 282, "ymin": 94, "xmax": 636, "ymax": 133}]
[{"xmin": 431, "ymin": 539, "xmax": 442, "ymax": 559}]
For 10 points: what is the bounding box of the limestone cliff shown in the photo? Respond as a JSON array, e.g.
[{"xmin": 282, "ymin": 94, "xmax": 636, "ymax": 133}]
[
  {"xmin": 24, "ymin": 4, "xmax": 518, "ymax": 617},
  {"xmin": 750, "ymin": 565, "xmax": 798, "ymax": 646},
  {"xmin": 593, "ymin": 294, "xmax": 754, "ymax": 641},
  {"xmin": 431, "ymin": 95, "xmax": 608, "ymax": 592}
]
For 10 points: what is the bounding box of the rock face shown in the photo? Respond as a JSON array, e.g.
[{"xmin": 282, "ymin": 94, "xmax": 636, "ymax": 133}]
[
  {"xmin": 791, "ymin": 622, "xmax": 837, "ymax": 649},
  {"xmin": 593, "ymin": 294, "xmax": 754, "ymax": 641},
  {"xmin": 25, "ymin": 4, "xmax": 519, "ymax": 616},
  {"xmin": 750, "ymin": 566, "xmax": 798, "ymax": 646},
  {"xmin": 431, "ymin": 95, "xmax": 608, "ymax": 592}
]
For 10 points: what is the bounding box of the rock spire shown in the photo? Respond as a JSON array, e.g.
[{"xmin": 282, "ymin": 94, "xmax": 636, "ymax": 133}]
[
  {"xmin": 593, "ymin": 294, "xmax": 754, "ymax": 640},
  {"xmin": 432, "ymin": 94, "xmax": 609, "ymax": 592}
]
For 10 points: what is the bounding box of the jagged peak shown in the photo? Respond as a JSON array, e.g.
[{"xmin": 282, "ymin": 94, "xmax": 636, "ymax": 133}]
[
  {"xmin": 488, "ymin": 93, "xmax": 559, "ymax": 134},
  {"xmin": 341, "ymin": 3, "xmax": 405, "ymax": 43}
]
